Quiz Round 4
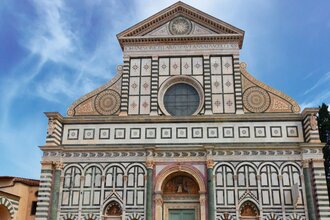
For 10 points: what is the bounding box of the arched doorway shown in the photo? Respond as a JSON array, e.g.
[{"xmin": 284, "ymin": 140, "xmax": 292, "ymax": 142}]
[
  {"xmin": 103, "ymin": 201, "xmax": 122, "ymax": 220},
  {"xmin": 0, "ymin": 205, "xmax": 11, "ymax": 220},
  {"xmin": 239, "ymin": 201, "xmax": 259, "ymax": 220},
  {"xmin": 154, "ymin": 165, "xmax": 207, "ymax": 220}
]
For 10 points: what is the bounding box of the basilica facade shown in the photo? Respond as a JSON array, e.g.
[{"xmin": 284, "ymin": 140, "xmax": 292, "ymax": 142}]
[{"xmin": 36, "ymin": 2, "xmax": 329, "ymax": 220}]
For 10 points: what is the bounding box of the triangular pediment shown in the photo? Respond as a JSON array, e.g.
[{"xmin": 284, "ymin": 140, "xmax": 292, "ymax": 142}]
[{"xmin": 117, "ymin": 1, "xmax": 244, "ymax": 49}]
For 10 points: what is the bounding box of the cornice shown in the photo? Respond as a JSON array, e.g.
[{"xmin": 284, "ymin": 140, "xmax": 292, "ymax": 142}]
[{"xmin": 47, "ymin": 112, "xmax": 303, "ymax": 124}]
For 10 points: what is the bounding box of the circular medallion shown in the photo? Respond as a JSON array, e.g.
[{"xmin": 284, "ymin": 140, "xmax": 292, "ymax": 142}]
[
  {"xmin": 95, "ymin": 90, "xmax": 120, "ymax": 115},
  {"xmin": 169, "ymin": 16, "xmax": 192, "ymax": 35},
  {"xmin": 243, "ymin": 87, "xmax": 270, "ymax": 113}
]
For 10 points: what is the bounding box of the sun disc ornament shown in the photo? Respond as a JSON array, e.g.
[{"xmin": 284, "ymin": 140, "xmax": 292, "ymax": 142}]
[
  {"xmin": 94, "ymin": 90, "xmax": 120, "ymax": 115},
  {"xmin": 243, "ymin": 86, "xmax": 270, "ymax": 113},
  {"xmin": 169, "ymin": 16, "xmax": 192, "ymax": 35}
]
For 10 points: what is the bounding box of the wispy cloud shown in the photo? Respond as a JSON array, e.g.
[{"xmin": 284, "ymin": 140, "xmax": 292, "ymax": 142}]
[{"xmin": 303, "ymin": 71, "xmax": 330, "ymax": 95}]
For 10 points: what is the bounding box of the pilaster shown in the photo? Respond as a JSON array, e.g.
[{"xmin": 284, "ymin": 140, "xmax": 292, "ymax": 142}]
[
  {"xmin": 146, "ymin": 149, "xmax": 154, "ymax": 220},
  {"xmin": 150, "ymin": 56, "xmax": 159, "ymax": 115},
  {"xmin": 50, "ymin": 161, "xmax": 63, "ymax": 220},
  {"xmin": 203, "ymin": 55, "xmax": 212, "ymax": 115},
  {"xmin": 120, "ymin": 56, "xmax": 130, "ymax": 116},
  {"xmin": 233, "ymin": 54, "xmax": 244, "ymax": 114},
  {"xmin": 36, "ymin": 161, "xmax": 53, "ymax": 220}
]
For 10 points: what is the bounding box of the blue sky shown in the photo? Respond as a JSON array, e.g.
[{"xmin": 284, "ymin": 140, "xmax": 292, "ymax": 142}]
[{"xmin": 0, "ymin": 0, "xmax": 330, "ymax": 179}]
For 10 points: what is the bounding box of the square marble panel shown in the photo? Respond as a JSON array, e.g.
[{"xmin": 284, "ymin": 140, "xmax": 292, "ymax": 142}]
[
  {"xmin": 99, "ymin": 128, "xmax": 110, "ymax": 139},
  {"xmin": 159, "ymin": 58, "xmax": 169, "ymax": 75},
  {"xmin": 254, "ymin": 127, "xmax": 266, "ymax": 138},
  {"xmin": 239, "ymin": 127, "xmax": 250, "ymax": 138},
  {"xmin": 270, "ymin": 126, "xmax": 282, "ymax": 137},
  {"xmin": 192, "ymin": 57, "xmax": 203, "ymax": 75},
  {"xmin": 140, "ymin": 96, "xmax": 150, "ymax": 115},
  {"xmin": 210, "ymin": 57, "xmax": 221, "ymax": 75},
  {"xmin": 222, "ymin": 56, "xmax": 233, "ymax": 74},
  {"xmin": 222, "ymin": 75, "xmax": 234, "ymax": 93},
  {"xmin": 83, "ymin": 129, "xmax": 95, "ymax": 140},
  {"xmin": 223, "ymin": 127, "xmax": 234, "ymax": 138},
  {"xmin": 192, "ymin": 127, "xmax": 203, "ymax": 138},
  {"xmin": 145, "ymin": 128, "xmax": 156, "ymax": 139},
  {"xmin": 207, "ymin": 127, "xmax": 218, "ymax": 138},
  {"xmin": 130, "ymin": 128, "xmax": 141, "ymax": 139},
  {"xmin": 181, "ymin": 57, "xmax": 192, "ymax": 75},
  {"xmin": 223, "ymin": 94, "xmax": 235, "ymax": 113},
  {"xmin": 128, "ymin": 96, "xmax": 139, "ymax": 115},
  {"xmin": 141, "ymin": 58, "xmax": 151, "ymax": 76},
  {"xmin": 68, "ymin": 129, "xmax": 79, "ymax": 140},
  {"xmin": 115, "ymin": 128, "xmax": 126, "ymax": 139},
  {"xmin": 130, "ymin": 59, "xmax": 140, "ymax": 76},
  {"xmin": 129, "ymin": 77, "xmax": 140, "ymax": 95},
  {"xmin": 161, "ymin": 128, "xmax": 172, "ymax": 139},
  {"xmin": 170, "ymin": 58, "xmax": 181, "ymax": 75},
  {"xmin": 287, "ymin": 126, "xmax": 298, "ymax": 137},
  {"xmin": 212, "ymin": 94, "xmax": 223, "ymax": 114},
  {"xmin": 176, "ymin": 127, "xmax": 187, "ymax": 139},
  {"xmin": 211, "ymin": 75, "xmax": 222, "ymax": 94},
  {"xmin": 140, "ymin": 77, "xmax": 151, "ymax": 95}
]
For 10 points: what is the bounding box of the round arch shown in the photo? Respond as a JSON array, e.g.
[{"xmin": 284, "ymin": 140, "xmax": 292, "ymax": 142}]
[
  {"xmin": 0, "ymin": 197, "xmax": 15, "ymax": 219},
  {"xmin": 155, "ymin": 164, "xmax": 206, "ymax": 193},
  {"xmin": 154, "ymin": 164, "xmax": 207, "ymax": 220}
]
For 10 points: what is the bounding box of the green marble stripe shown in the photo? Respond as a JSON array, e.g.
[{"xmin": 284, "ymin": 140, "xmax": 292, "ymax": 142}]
[
  {"xmin": 304, "ymin": 167, "xmax": 317, "ymax": 220},
  {"xmin": 207, "ymin": 168, "xmax": 215, "ymax": 220},
  {"xmin": 50, "ymin": 169, "xmax": 61, "ymax": 220},
  {"xmin": 146, "ymin": 167, "xmax": 153, "ymax": 220}
]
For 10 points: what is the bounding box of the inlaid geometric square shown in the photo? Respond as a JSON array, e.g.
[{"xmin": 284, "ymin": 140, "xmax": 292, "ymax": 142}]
[
  {"xmin": 145, "ymin": 128, "xmax": 156, "ymax": 139},
  {"xmin": 212, "ymin": 94, "xmax": 223, "ymax": 114},
  {"xmin": 223, "ymin": 94, "xmax": 235, "ymax": 113},
  {"xmin": 222, "ymin": 75, "xmax": 234, "ymax": 93},
  {"xmin": 207, "ymin": 127, "xmax": 218, "ymax": 138},
  {"xmin": 211, "ymin": 75, "xmax": 222, "ymax": 94},
  {"xmin": 141, "ymin": 58, "xmax": 151, "ymax": 76},
  {"xmin": 68, "ymin": 129, "xmax": 79, "ymax": 140},
  {"xmin": 130, "ymin": 59, "xmax": 140, "ymax": 76},
  {"xmin": 238, "ymin": 127, "xmax": 250, "ymax": 138},
  {"xmin": 130, "ymin": 128, "xmax": 141, "ymax": 139},
  {"xmin": 159, "ymin": 58, "xmax": 169, "ymax": 75},
  {"xmin": 83, "ymin": 129, "xmax": 94, "ymax": 140},
  {"xmin": 129, "ymin": 77, "xmax": 140, "ymax": 95},
  {"xmin": 176, "ymin": 127, "xmax": 187, "ymax": 139},
  {"xmin": 161, "ymin": 128, "xmax": 172, "ymax": 139},
  {"xmin": 181, "ymin": 57, "xmax": 191, "ymax": 75},
  {"xmin": 170, "ymin": 58, "xmax": 181, "ymax": 75},
  {"xmin": 192, "ymin": 127, "xmax": 203, "ymax": 138},
  {"xmin": 140, "ymin": 77, "xmax": 151, "ymax": 95},
  {"xmin": 99, "ymin": 128, "xmax": 110, "ymax": 139},
  {"xmin": 222, "ymin": 56, "xmax": 233, "ymax": 74},
  {"xmin": 270, "ymin": 126, "xmax": 282, "ymax": 137},
  {"xmin": 210, "ymin": 57, "xmax": 221, "ymax": 75},
  {"xmin": 192, "ymin": 57, "xmax": 203, "ymax": 75},
  {"xmin": 254, "ymin": 126, "xmax": 266, "ymax": 138},
  {"xmin": 286, "ymin": 126, "xmax": 298, "ymax": 137},
  {"xmin": 223, "ymin": 127, "xmax": 234, "ymax": 138},
  {"xmin": 115, "ymin": 128, "xmax": 126, "ymax": 139}
]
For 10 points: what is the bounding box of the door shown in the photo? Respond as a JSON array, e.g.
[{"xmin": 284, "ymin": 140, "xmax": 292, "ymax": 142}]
[{"xmin": 169, "ymin": 209, "xmax": 195, "ymax": 220}]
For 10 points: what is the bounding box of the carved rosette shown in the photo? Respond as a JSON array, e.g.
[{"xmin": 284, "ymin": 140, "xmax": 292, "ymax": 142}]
[
  {"xmin": 169, "ymin": 16, "xmax": 192, "ymax": 35},
  {"xmin": 243, "ymin": 87, "xmax": 270, "ymax": 113},
  {"xmin": 94, "ymin": 90, "xmax": 121, "ymax": 115}
]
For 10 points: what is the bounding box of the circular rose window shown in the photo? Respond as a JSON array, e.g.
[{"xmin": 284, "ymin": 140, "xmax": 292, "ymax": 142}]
[{"xmin": 164, "ymin": 83, "xmax": 200, "ymax": 116}]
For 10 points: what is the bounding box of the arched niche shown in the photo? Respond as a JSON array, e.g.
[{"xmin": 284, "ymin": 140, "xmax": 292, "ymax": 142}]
[
  {"xmin": 0, "ymin": 205, "xmax": 11, "ymax": 220},
  {"xmin": 154, "ymin": 164, "xmax": 206, "ymax": 220},
  {"xmin": 102, "ymin": 201, "xmax": 122, "ymax": 220},
  {"xmin": 239, "ymin": 201, "xmax": 260, "ymax": 220}
]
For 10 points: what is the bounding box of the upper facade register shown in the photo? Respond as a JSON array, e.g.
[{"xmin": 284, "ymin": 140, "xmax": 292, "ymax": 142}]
[{"xmin": 67, "ymin": 2, "xmax": 300, "ymax": 118}]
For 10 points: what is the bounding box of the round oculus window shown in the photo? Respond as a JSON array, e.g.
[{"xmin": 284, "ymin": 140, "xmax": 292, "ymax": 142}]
[{"xmin": 163, "ymin": 83, "xmax": 200, "ymax": 116}]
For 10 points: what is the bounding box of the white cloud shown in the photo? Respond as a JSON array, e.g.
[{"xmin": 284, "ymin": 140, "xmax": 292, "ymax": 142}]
[{"xmin": 303, "ymin": 71, "xmax": 330, "ymax": 95}]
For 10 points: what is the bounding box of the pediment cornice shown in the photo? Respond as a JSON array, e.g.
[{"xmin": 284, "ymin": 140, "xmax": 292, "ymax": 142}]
[{"xmin": 117, "ymin": 1, "xmax": 244, "ymax": 49}]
